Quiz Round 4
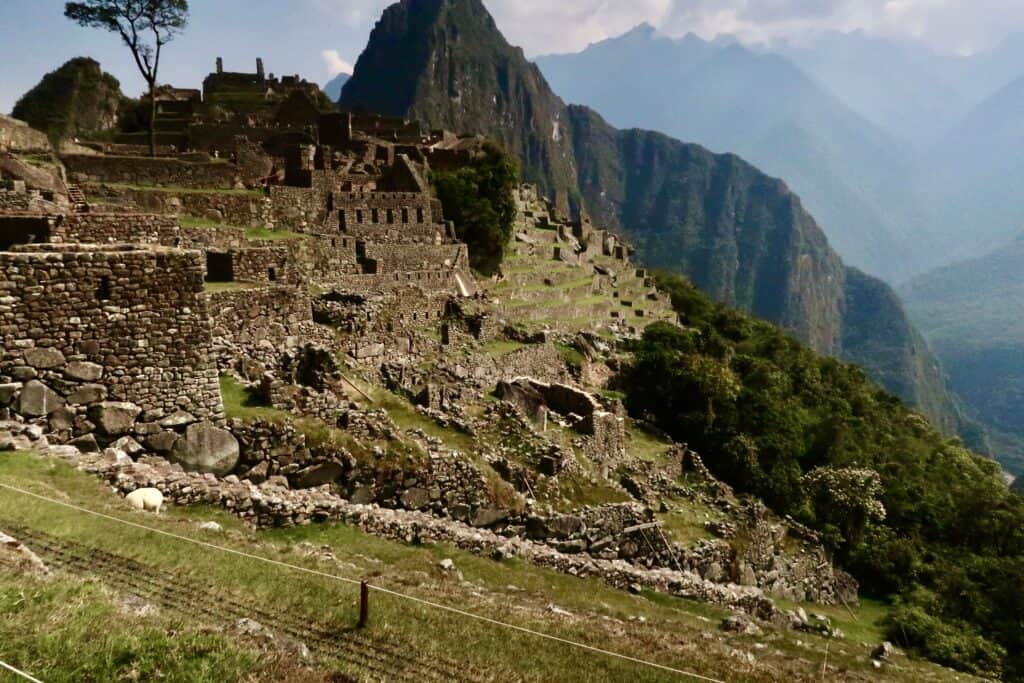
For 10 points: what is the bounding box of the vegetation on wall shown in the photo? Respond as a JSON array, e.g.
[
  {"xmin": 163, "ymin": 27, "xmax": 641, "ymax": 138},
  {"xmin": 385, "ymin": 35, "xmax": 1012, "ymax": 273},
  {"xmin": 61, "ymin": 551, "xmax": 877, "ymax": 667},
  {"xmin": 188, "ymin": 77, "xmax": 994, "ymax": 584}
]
[
  {"xmin": 432, "ymin": 141, "xmax": 518, "ymax": 275},
  {"xmin": 619, "ymin": 272, "xmax": 1024, "ymax": 677}
]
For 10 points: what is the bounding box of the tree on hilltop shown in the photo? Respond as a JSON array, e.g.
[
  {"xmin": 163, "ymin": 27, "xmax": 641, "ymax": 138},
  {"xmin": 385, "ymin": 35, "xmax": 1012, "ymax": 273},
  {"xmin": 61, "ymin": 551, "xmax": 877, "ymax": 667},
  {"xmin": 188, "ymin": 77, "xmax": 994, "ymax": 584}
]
[{"xmin": 64, "ymin": 0, "xmax": 189, "ymax": 156}]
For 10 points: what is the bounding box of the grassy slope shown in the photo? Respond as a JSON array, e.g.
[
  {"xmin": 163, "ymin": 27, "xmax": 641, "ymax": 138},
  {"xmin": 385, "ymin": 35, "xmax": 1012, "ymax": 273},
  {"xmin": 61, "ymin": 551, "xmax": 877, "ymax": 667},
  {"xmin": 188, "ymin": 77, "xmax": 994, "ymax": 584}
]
[{"xmin": 0, "ymin": 452, "xmax": 974, "ymax": 682}]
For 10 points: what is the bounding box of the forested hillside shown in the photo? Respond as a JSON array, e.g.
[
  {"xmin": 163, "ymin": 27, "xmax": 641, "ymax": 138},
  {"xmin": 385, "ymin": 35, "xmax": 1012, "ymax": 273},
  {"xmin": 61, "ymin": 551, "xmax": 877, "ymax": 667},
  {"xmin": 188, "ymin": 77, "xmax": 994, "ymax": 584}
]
[{"xmin": 628, "ymin": 273, "xmax": 1024, "ymax": 677}]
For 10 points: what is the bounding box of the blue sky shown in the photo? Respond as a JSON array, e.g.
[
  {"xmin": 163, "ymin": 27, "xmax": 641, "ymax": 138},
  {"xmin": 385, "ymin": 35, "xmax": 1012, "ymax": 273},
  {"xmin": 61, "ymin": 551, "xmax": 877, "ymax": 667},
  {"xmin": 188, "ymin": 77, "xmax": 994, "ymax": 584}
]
[
  {"xmin": 3, "ymin": 0, "xmax": 1023, "ymax": 113},
  {"xmin": 0, "ymin": 0, "xmax": 383, "ymax": 112}
]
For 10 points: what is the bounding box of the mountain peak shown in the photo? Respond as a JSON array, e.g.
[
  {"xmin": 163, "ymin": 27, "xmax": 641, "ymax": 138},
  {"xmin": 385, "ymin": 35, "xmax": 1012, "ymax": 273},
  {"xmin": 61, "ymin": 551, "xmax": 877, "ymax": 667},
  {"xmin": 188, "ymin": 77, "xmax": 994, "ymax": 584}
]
[
  {"xmin": 624, "ymin": 22, "xmax": 658, "ymax": 38},
  {"xmin": 342, "ymin": 0, "xmax": 964, "ymax": 435}
]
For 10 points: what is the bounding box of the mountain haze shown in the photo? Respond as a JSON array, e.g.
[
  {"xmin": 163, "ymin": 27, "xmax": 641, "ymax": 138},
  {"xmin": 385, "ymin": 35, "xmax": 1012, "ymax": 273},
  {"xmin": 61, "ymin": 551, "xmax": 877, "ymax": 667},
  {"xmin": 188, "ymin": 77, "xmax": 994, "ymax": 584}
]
[
  {"xmin": 771, "ymin": 32, "xmax": 971, "ymax": 149},
  {"xmin": 340, "ymin": 0, "xmax": 967, "ymax": 437},
  {"xmin": 902, "ymin": 237, "xmax": 1024, "ymax": 474},
  {"xmin": 918, "ymin": 76, "xmax": 1024, "ymax": 266},
  {"xmin": 535, "ymin": 26, "xmax": 925, "ymax": 283}
]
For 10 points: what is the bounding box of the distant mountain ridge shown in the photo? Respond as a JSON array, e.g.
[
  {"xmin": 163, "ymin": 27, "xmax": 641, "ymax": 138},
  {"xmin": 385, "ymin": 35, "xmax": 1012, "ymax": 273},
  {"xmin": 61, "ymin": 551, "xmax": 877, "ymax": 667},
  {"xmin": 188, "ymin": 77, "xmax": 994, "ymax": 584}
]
[
  {"xmin": 917, "ymin": 76, "xmax": 1024, "ymax": 266},
  {"xmin": 340, "ymin": 0, "xmax": 968, "ymax": 437},
  {"xmin": 535, "ymin": 26, "xmax": 925, "ymax": 283},
  {"xmin": 323, "ymin": 73, "xmax": 350, "ymax": 102}
]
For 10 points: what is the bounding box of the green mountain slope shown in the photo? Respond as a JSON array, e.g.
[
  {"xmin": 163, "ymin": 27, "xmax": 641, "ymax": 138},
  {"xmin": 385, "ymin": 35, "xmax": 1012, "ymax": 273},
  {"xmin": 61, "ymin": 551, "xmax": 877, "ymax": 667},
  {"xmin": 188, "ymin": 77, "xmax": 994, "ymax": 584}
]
[
  {"xmin": 901, "ymin": 237, "xmax": 1024, "ymax": 474},
  {"xmin": 12, "ymin": 57, "xmax": 126, "ymax": 144},
  {"xmin": 340, "ymin": 0, "xmax": 966, "ymax": 437}
]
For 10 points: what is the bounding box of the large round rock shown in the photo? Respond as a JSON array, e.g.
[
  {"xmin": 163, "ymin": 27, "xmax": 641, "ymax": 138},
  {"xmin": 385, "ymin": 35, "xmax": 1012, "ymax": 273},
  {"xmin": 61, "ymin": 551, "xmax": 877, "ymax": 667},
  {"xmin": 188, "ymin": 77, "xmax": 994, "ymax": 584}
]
[{"xmin": 169, "ymin": 421, "xmax": 240, "ymax": 476}]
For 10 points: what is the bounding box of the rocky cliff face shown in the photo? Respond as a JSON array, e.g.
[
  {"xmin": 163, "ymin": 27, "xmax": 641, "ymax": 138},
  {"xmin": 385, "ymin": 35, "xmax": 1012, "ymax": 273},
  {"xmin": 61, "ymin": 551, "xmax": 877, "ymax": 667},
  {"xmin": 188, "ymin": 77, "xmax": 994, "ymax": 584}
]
[
  {"xmin": 12, "ymin": 57, "xmax": 126, "ymax": 144},
  {"xmin": 341, "ymin": 0, "xmax": 578, "ymax": 201},
  {"xmin": 340, "ymin": 0, "xmax": 965, "ymax": 432}
]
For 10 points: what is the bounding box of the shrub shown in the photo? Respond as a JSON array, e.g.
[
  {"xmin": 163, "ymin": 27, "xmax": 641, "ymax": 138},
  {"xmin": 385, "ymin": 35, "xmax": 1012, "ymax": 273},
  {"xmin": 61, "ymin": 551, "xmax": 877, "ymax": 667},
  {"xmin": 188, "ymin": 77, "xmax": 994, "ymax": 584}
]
[
  {"xmin": 886, "ymin": 605, "xmax": 1005, "ymax": 676},
  {"xmin": 432, "ymin": 141, "xmax": 518, "ymax": 275}
]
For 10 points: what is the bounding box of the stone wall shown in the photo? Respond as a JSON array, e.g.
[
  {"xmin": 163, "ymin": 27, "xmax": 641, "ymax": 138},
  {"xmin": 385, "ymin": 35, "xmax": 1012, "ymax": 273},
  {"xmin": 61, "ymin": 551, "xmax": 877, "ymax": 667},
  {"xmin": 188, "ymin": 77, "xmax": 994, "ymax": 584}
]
[
  {"xmin": 208, "ymin": 285, "xmax": 313, "ymax": 349},
  {"xmin": 221, "ymin": 246, "xmax": 295, "ymax": 285},
  {"xmin": 333, "ymin": 269, "xmax": 460, "ymax": 295},
  {"xmin": 286, "ymin": 237, "xmax": 361, "ymax": 282},
  {"xmin": 34, "ymin": 440, "xmax": 779, "ymax": 617},
  {"xmin": 0, "ymin": 189, "xmax": 56, "ymax": 214},
  {"xmin": 0, "ymin": 244, "xmax": 223, "ymax": 438},
  {"xmin": 337, "ymin": 191, "xmax": 441, "ymax": 241},
  {"xmin": 361, "ymin": 243, "xmax": 467, "ymax": 273},
  {"xmin": 0, "ymin": 115, "xmax": 50, "ymax": 153},
  {"xmin": 63, "ymin": 154, "xmax": 248, "ymax": 189},
  {"xmin": 268, "ymin": 185, "xmax": 326, "ymax": 231},
  {"xmin": 51, "ymin": 213, "xmax": 182, "ymax": 245},
  {"xmin": 86, "ymin": 184, "xmax": 272, "ymax": 229},
  {"xmin": 496, "ymin": 377, "xmax": 626, "ymax": 467}
]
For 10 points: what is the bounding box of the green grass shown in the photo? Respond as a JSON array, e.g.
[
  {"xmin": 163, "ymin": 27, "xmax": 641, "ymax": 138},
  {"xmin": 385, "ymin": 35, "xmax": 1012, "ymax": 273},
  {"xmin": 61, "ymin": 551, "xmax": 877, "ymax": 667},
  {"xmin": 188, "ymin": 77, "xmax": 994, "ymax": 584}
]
[
  {"xmin": 203, "ymin": 281, "xmax": 263, "ymax": 293},
  {"xmin": 218, "ymin": 375, "xmax": 290, "ymax": 422},
  {"xmin": 774, "ymin": 596, "xmax": 891, "ymax": 646},
  {"xmin": 370, "ymin": 388, "xmax": 476, "ymax": 454},
  {"xmin": 656, "ymin": 501, "xmax": 718, "ymax": 546},
  {"xmin": 625, "ymin": 423, "xmax": 672, "ymax": 463},
  {"xmin": 554, "ymin": 342, "xmax": 585, "ymax": 369},
  {"xmin": 481, "ymin": 339, "xmax": 527, "ymax": 358},
  {"xmin": 0, "ymin": 454, "xmax": 735, "ymax": 681},
  {"xmin": 0, "ymin": 453, "xmax": 979, "ymax": 682},
  {"xmin": 179, "ymin": 216, "xmax": 304, "ymax": 241},
  {"xmin": 0, "ymin": 577, "xmax": 263, "ymax": 683}
]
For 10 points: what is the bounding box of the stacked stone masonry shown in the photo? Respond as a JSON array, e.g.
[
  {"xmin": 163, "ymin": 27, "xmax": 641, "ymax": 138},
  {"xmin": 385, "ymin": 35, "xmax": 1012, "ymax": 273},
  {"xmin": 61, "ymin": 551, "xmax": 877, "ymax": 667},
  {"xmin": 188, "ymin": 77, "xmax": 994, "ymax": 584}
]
[{"xmin": 0, "ymin": 245, "xmax": 224, "ymax": 434}]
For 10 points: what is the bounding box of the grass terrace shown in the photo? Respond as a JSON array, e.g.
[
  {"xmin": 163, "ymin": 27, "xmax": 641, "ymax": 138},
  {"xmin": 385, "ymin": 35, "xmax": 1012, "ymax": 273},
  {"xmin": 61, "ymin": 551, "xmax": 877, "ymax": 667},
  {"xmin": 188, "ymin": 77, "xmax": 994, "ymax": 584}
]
[{"xmin": 0, "ymin": 452, "xmax": 973, "ymax": 682}]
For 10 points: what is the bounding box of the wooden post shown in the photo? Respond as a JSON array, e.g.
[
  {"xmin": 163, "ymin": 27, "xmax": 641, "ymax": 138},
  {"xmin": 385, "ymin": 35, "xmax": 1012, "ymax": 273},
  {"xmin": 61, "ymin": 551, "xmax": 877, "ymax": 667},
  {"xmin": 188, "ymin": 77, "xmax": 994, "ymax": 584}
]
[{"xmin": 357, "ymin": 581, "xmax": 369, "ymax": 628}]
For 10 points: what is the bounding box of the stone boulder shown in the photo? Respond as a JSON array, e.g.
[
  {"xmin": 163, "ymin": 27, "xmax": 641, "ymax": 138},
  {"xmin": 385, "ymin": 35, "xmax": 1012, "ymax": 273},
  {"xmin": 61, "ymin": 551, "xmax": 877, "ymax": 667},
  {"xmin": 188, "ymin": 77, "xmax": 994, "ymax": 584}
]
[
  {"xmin": 18, "ymin": 380, "xmax": 65, "ymax": 417},
  {"xmin": 169, "ymin": 421, "xmax": 240, "ymax": 476},
  {"xmin": 68, "ymin": 384, "xmax": 107, "ymax": 405},
  {"xmin": 0, "ymin": 383, "xmax": 22, "ymax": 406},
  {"xmin": 64, "ymin": 361, "xmax": 103, "ymax": 382},
  {"xmin": 23, "ymin": 347, "xmax": 66, "ymax": 370},
  {"xmin": 471, "ymin": 507, "xmax": 509, "ymax": 528},
  {"xmin": 145, "ymin": 431, "xmax": 179, "ymax": 455},
  {"xmin": 400, "ymin": 487, "xmax": 431, "ymax": 510},
  {"xmin": 88, "ymin": 402, "xmax": 142, "ymax": 436},
  {"xmin": 292, "ymin": 461, "xmax": 345, "ymax": 488}
]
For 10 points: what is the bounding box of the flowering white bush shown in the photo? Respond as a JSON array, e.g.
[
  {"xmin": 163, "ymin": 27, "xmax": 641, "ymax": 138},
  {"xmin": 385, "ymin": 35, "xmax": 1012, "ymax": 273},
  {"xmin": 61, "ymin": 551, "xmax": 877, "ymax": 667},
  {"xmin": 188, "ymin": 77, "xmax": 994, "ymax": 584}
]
[{"xmin": 803, "ymin": 466, "xmax": 886, "ymax": 523}]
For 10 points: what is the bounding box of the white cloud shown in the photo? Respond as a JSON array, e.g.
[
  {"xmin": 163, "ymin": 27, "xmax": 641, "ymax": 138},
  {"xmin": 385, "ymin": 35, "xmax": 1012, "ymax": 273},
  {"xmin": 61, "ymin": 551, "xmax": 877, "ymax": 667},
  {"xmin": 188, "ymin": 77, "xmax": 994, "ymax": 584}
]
[
  {"xmin": 486, "ymin": 0, "xmax": 675, "ymax": 56},
  {"xmin": 482, "ymin": 0, "xmax": 1024, "ymax": 56},
  {"xmin": 304, "ymin": 0, "xmax": 1024, "ymax": 58},
  {"xmin": 321, "ymin": 49, "xmax": 354, "ymax": 76}
]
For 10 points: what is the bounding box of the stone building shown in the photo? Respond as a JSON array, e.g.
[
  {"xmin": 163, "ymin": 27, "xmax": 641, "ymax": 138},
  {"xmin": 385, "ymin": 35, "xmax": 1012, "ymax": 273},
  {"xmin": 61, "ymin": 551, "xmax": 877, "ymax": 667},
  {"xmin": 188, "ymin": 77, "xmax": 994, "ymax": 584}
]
[{"xmin": 0, "ymin": 243, "xmax": 225, "ymax": 453}]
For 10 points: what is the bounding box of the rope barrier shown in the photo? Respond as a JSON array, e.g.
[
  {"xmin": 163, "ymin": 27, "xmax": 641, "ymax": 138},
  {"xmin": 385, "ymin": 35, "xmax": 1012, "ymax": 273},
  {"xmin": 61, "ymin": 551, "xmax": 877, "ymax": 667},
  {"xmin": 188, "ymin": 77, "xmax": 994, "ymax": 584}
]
[
  {"xmin": 0, "ymin": 481, "xmax": 725, "ymax": 683},
  {"xmin": 0, "ymin": 659, "xmax": 44, "ymax": 683}
]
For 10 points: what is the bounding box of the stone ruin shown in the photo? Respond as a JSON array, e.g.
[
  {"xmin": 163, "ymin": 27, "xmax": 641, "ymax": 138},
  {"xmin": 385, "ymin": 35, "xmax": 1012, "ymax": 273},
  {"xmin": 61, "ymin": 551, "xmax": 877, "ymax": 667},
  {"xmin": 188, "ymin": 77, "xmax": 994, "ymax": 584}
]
[
  {"xmin": 495, "ymin": 377, "xmax": 626, "ymax": 469},
  {"xmin": 0, "ymin": 94, "xmax": 480, "ymax": 469},
  {"xmin": 0, "ymin": 72, "xmax": 856, "ymax": 616}
]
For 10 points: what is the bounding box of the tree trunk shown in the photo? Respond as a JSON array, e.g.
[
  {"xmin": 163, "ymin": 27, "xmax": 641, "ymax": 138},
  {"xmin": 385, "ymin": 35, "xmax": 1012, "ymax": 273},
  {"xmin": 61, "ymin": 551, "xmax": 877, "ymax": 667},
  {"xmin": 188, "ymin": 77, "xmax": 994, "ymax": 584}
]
[{"xmin": 148, "ymin": 80, "xmax": 157, "ymax": 158}]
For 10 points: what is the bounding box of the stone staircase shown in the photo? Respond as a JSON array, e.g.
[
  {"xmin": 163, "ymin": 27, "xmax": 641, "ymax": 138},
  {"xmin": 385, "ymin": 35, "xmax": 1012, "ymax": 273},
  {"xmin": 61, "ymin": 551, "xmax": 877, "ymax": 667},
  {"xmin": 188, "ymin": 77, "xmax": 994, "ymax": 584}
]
[{"xmin": 66, "ymin": 184, "xmax": 89, "ymax": 213}]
